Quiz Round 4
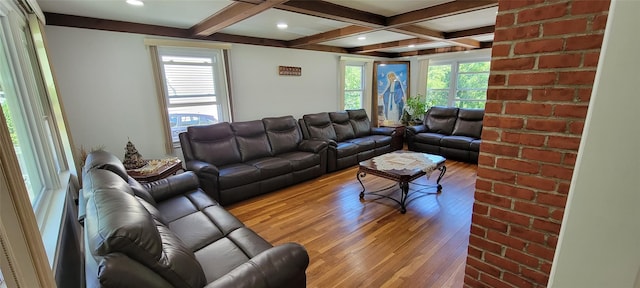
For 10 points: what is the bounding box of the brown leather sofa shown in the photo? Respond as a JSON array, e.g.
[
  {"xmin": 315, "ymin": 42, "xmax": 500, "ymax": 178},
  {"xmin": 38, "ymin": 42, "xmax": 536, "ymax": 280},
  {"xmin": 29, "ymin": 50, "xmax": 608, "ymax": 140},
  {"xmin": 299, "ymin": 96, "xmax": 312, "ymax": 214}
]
[
  {"xmin": 298, "ymin": 109, "xmax": 402, "ymax": 172},
  {"xmin": 179, "ymin": 115, "xmax": 328, "ymax": 206},
  {"xmin": 405, "ymin": 106, "xmax": 484, "ymax": 163},
  {"xmin": 81, "ymin": 150, "xmax": 309, "ymax": 288}
]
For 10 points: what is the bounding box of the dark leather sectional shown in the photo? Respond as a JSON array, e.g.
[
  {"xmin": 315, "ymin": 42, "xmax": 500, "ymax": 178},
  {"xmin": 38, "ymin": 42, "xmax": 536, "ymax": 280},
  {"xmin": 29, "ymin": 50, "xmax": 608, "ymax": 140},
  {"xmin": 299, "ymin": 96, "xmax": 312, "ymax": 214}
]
[
  {"xmin": 82, "ymin": 150, "xmax": 308, "ymax": 288},
  {"xmin": 298, "ymin": 109, "xmax": 402, "ymax": 172},
  {"xmin": 406, "ymin": 106, "xmax": 484, "ymax": 163},
  {"xmin": 179, "ymin": 115, "xmax": 328, "ymax": 205}
]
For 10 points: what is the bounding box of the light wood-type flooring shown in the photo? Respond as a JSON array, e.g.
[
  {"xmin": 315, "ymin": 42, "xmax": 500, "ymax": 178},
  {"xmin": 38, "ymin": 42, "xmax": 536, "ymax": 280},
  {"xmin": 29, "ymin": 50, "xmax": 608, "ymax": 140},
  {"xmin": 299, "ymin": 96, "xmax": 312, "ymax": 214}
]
[{"xmin": 227, "ymin": 160, "xmax": 478, "ymax": 288}]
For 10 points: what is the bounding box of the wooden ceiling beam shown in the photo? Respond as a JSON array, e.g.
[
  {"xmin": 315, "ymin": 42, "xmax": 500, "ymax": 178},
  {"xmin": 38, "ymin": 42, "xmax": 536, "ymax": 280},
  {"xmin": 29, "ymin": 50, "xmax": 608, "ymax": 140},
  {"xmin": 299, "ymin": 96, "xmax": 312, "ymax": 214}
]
[
  {"xmin": 287, "ymin": 25, "xmax": 372, "ymax": 47},
  {"xmin": 191, "ymin": 0, "xmax": 289, "ymax": 36},
  {"xmin": 387, "ymin": 0, "xmax": 499, "ymax": 27},
  {"xmin": 445, "ymin": 25, "xmax": 495, "ymax": 39},
  {"xmin": 349, "ymin": 38, "xmax": 435, "ymax": 54},
  {"xmin": 276, "ymin": 0, "xmax": 386, "ymax": 27}
]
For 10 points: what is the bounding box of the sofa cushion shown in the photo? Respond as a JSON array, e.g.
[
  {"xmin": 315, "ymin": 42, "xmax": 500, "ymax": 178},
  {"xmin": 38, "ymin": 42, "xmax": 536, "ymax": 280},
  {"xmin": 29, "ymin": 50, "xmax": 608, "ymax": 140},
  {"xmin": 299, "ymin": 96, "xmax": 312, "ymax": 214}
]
[
  {"xmin": 329, "ymin": 111, "xmax": 355, "ymax": 142},
  {"xmin": 470, "ymin": 139, "xmax": 481, "ymax": 152},
  {"xmin": 452, "ymin": 108, "xmax": 484, "ymax": 138},
  {"xmin": 218, "ymin": 163, "xmax": 261, "ymax": 189},
  {"xmin": 347, "ymin": 109, "xmax": 372, "ymax": 138},
  {"xmin": 413, "ymin": 132, "xmax": 445, "ymax": 146},
  {"xmin": 188, "ymin": 123, "xmax": 242, "ymax": 167},
  {"xmin": 346, "ymin": 137, "xmax": 375, "ymax": 152},
  {"xmin": 360, "ymin": 135, "xmax": 391, "ymax": 148},
  {"xmin": 246, "ymin": 157, "xmax": 293, "ymax": 179},
  {"xmin": 83, "ymin": 149, "xmax": 130, "ymax": 181},
  {"xmin": 263, "ymin": 116, "xmax": 302, "ymax": 155},
  {"xmin": 303, "ymin": 112, "xmax": 337, "ymax": 141},
  {"xmin": 277, "ymin": 151, "xmax": 320, "ymax": 171},
  {"xmin": 441, "ymin": 135, "xmax": 475, "ymax": 150},
  {"xmin": 195, "ymin": 228, "xmax": 272, "ymax": 283},
  {"xmin": 425, "ymin": 106, "xmax": 459, "ymax": 135},
  {"xmin": 86, "ymin": 188, "xmax": 206, "ymax": 288},
  {"xmin": 335, "ymin": 142, "xmax": 359, "ymax": 157},
  {"xmin": 231, "ymin": 120, "xmax": 272, "ymax": 162}
]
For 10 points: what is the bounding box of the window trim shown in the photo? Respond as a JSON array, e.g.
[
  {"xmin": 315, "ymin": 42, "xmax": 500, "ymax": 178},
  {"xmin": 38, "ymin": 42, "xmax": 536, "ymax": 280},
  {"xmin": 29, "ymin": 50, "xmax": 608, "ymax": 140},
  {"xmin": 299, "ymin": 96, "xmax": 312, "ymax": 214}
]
[
  {"xmin": 149, "ymin": 43, "xmax": 232, "ymax": 151},
  {"xmin": 426, "ymin": 58, "xmax": 490, "ymax": 108},
  {"xmin": 343, "ymin": 63, "xmax": 365, "ymax": 110},
  {"xmin": 339, "ymin": 56, "xmax": 373, "ymax": 116}
]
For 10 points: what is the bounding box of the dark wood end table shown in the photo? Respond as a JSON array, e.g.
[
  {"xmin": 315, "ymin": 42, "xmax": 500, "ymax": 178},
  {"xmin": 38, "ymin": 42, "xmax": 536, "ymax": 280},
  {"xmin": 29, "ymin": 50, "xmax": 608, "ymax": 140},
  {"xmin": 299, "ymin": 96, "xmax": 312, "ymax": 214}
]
[
  {"xmin": 127, "ymin": 158, "xmax": 183, "ymax": 182},
  {"xmin": 357, "ymin": 151, "xmax": 446, "ymax": 213}
]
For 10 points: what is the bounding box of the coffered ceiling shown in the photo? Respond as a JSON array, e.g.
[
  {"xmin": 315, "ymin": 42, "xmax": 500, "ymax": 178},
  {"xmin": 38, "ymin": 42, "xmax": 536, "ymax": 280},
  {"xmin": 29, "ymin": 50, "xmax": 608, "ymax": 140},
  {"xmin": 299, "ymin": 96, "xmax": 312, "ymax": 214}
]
[{"xmin": 37, "ymin": 0, "xmax": 498, "ymax": 57}]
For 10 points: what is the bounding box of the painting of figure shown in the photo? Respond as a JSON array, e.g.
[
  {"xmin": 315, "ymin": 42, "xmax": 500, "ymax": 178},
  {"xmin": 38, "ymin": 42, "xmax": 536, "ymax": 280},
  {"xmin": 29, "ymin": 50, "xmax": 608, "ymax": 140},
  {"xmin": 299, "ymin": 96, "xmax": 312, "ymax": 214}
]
[{"xmin": 373, "ymin": 61, "xmax": 409, "ymax": 126}]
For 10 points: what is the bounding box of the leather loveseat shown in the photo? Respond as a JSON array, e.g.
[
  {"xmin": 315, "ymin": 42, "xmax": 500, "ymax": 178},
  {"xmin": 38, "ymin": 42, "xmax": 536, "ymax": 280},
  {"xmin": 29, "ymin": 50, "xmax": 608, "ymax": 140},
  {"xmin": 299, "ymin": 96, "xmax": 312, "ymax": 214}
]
[
  {"xmin": 179, "ymin": 115, "xmax": 328, "ymax": 206},
  {"xmin": 298, "ymin": 109, "xmax": 402, "ymax": 172},
  {"xmin": 81, "ymin": 150, "xmax": 309, "ymax": 288},
  {"xmin": 405, "ymin": 106, "xmax": 484, "ymax": 163}
]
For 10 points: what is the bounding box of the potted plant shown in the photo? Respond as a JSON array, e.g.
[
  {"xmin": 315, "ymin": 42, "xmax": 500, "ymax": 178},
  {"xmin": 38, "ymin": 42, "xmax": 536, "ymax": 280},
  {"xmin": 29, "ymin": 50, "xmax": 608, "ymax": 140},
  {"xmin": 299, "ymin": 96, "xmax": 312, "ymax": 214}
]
[{"xmin": 404, "ymin": 94, "xmax": 428, "ymax": 126}]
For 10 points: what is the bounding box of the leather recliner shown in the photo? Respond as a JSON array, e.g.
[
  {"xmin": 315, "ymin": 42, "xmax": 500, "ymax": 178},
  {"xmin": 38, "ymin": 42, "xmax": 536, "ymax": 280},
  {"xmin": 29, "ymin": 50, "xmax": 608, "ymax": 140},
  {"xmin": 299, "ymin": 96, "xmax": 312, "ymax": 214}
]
[
  {"xmin": 405, "ymin": 106, "xmax": 484, "ymax": 163},
  {"xmin": 180, "ymin": 115, "xmax": 327, "ymax": 206},
  {"xmin": 81, "ymin": 150, "xmax": 309, "ymax": 288},
  {"xmin": 298, "ymin": 109, "xmax": 402, "ymax": 172}
]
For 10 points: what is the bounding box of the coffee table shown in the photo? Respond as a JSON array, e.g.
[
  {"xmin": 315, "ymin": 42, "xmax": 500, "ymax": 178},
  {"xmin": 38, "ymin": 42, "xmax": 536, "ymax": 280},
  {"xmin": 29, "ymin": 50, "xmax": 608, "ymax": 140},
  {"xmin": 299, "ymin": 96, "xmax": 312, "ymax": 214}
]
[{"xmin": 357, "ymin": 151, "xmax": 446, "ymax": 213}]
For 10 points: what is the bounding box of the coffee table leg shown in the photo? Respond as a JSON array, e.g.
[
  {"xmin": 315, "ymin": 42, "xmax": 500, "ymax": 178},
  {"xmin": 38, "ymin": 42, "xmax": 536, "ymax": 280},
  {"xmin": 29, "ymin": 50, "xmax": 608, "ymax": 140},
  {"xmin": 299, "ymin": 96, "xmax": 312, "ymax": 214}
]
[
  {"xmin": 436, "ymin": 165, "xmax": 447, "ymax": 192},
  {"xmin": 399, "ymin": 181, "xmax": 409, "ymax": 214},
  {"xmin": 357, "ymin": 170, "xmax": 366, "ymax": 198}
]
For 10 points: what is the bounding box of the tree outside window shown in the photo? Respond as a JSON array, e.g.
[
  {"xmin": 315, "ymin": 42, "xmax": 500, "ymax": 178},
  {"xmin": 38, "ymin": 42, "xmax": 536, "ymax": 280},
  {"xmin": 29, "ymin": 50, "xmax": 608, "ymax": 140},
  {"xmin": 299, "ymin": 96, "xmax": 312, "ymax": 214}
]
[{"xmin": 426, "ymin": 60, "xmax": 489, "ymax": 109}]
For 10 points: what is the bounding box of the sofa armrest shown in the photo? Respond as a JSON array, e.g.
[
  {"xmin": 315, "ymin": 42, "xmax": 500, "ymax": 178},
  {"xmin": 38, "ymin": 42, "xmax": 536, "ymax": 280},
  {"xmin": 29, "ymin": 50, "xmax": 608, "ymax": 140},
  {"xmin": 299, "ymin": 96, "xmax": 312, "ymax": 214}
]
[
  {"xmin": 142, "ymin": 171, "xmax": 201, "ymax": 202},
  {"xmin": 371, "ymin": 126, "xmax": 395, "ymax": 136},
  {"xmin": 298, "ymin": 139, "xmax": 328, "ymax": 153},
  {"xmin": 406, "ymin": 125, "xmax": 427, "ymax": 136},
  {"xmin": 186, "ymin": 160, "xmax": 220, "ymax": 176},
  {"xmin": 203, "ymin": 243, "xmax": 309, "ymax": 288},
  {"xmin": 312, "ymin": 137, "xmax": 337, "ymax": 147}
]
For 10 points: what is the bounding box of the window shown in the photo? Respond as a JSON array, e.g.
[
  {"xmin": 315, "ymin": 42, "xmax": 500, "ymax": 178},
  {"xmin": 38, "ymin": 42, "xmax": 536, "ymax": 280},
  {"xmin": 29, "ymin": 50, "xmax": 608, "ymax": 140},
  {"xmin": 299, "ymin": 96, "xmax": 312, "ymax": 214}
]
[
  {"xmin": 155, "ymin": 47, "xmax": 230, "ymax": 144},
  {"xmin": 426, "ymin": 60, "xmax": 490, "ymax": 109},
  {"xmin": 343, "ymin": 64, "xmax": 364, "ymax": 110},
  {"xmin": 0, "ymin": 2, "xmax": 73, "ymax": 280},
  {"xmin": 0, "ymin": 10, "xmax": 65, "ymax": 208}
]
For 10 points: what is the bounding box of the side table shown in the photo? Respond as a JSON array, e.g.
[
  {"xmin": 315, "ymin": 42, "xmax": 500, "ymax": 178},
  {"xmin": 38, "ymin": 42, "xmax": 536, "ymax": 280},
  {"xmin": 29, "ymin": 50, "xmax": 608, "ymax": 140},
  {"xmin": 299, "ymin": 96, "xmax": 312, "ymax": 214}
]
[
  {"xmin": 126, "ymin": 158, "xmax": 183, "ymax": 182},
  {"xmin": 381, "ymin": 124, "xmax": 405, "ymax": 151}
]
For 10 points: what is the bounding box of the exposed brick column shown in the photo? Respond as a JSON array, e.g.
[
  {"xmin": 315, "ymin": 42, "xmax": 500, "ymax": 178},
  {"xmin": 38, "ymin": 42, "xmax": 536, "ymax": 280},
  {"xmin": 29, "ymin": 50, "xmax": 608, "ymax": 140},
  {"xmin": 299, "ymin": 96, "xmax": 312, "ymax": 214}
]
[{"xmin": 464, "ymin": 0, "xmax": 610, "ymax": 287}]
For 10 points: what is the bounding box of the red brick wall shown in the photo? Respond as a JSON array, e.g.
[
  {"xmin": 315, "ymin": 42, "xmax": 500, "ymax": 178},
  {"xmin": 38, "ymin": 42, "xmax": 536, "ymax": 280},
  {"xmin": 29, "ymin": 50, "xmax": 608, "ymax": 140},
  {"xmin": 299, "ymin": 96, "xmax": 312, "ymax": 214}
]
[{"xmin": 464, "ymin": 0, "xmax": 610, "ymax": 287}]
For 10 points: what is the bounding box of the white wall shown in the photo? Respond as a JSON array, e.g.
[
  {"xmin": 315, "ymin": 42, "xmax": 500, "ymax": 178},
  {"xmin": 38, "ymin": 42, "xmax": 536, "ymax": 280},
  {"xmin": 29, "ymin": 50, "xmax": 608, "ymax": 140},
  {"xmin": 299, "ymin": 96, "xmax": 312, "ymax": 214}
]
[
  {"xmin": 548, "ymin": 1, "xmax": 640, "ymax": 287},
  {"xmin": 44, "ymin": 26, "xmax": 348, "ymax": 159}
]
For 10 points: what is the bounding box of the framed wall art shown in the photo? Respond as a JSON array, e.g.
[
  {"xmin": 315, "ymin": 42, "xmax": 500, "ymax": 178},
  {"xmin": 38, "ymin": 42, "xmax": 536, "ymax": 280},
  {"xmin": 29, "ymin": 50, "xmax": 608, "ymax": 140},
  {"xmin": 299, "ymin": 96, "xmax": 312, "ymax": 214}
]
[{"xmin": 372, "ymin": 61, "xmax": 410, "ymax": 126}]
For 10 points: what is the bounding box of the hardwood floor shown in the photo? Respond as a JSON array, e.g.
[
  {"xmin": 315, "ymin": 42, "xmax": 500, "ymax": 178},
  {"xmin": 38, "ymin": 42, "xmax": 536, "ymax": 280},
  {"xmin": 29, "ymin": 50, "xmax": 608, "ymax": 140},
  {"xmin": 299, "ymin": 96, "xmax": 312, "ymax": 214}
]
[{"xmin": 227, "ymin": 160, "xmax": 478, "ymax": 288}]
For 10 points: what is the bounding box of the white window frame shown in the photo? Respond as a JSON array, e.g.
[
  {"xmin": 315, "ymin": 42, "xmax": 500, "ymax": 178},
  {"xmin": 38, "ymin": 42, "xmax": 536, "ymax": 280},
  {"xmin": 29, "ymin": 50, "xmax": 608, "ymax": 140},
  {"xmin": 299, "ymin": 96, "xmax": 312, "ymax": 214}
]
[
  {"xmin": 339, "ymin": 56, "xmax": 373, "ymax": 116},
  {"xmin": 419, "ymin": 49, "xmax": 491, "ymax": 109},
  {"xmin": 151, "ymin": 44, "xmax": 232, "ymax": 149},
  {"xmin": 426, "ymin": 59, "xmax": 490, "ymax": 108},
  {"xmin": 343, "ymin": 63, "xmax": 365, "ymax": 110},
  {"xmin": 0, "ymin": 1, "xmax": 73, "ymax": 285}
]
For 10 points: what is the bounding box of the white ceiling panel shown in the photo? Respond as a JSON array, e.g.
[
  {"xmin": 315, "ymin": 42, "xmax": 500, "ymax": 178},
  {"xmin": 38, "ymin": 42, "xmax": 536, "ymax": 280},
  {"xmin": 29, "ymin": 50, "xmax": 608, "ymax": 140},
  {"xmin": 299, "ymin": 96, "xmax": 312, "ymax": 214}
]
[
  {"xmin": 221, "ymin": 9, "xmax": 349, "ymax": 40},
  {"xmin": 320, "ymin": 30, "xmax": 414, "ymax": 48},
  {"xmin": 471, "ymin": 34, "xmax": 495, "ymax": 42},
  {"xmin": 417, "ymin": 7, "xmax": 498, "ymax": 32},
  {"xmin": 323, "ymin": 0, "xmax": 454, "ymax": 17},
  {"xmin": 38, "ymin": 0, "xmax": 232, "ymax": 29}
]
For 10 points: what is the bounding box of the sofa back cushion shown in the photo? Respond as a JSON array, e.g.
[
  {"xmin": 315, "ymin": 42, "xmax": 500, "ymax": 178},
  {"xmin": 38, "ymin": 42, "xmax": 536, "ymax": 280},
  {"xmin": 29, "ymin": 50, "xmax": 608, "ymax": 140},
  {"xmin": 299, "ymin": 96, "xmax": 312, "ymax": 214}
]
[
  {"xmin": 86, "ymin": 187, "xmax": 206, "ymax": 288},
  {"xmin": 186, "ymin": 122, "xmax": 241, "ymax": 166},
  {"xmin": 347, "ymin": 109, "xmax": 371, "ymax": 138},
  {"xmin": 83, "ymin": 149, "xmax": 129, "ymax": 181},
  {"xmin": 452, "ymin": 108, "xmax": 485, "ymax": 139},
  {"xmin": 231, "ymin": 120, "xmax": 272, "ymax": 162},
  {"xmin": 425, "ymin": 106, "xmax": 459, "ymax": 135},
  {"xmin": 329, "ymin": 111, "xmax": 355, "ymax": 142},
  {"xmin": 302, "ymin": 112, "xmax": 337, "ymax": 141},
  {"xmin": 263, "ymin": 116, "xmax": 302, "ymax": 155}
]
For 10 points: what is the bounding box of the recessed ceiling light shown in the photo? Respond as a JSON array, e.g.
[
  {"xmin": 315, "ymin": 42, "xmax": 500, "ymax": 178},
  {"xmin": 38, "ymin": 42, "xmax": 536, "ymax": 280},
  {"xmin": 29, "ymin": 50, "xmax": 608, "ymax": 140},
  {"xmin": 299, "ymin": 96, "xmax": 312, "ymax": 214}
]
[
  {"xmin": 126, "ymin": 0, "xmax": 144, "ymax": 6},
  {"xmin": 277, "ymin": 23, "xmax": 288, "ymax": 29},
  {"xmin": 357, "ymin": 36, "xmax": 366, "ymax": 40},
  {"xmin": 408, "ymin": 44, "xmax": 416, "ymax": 48}
]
